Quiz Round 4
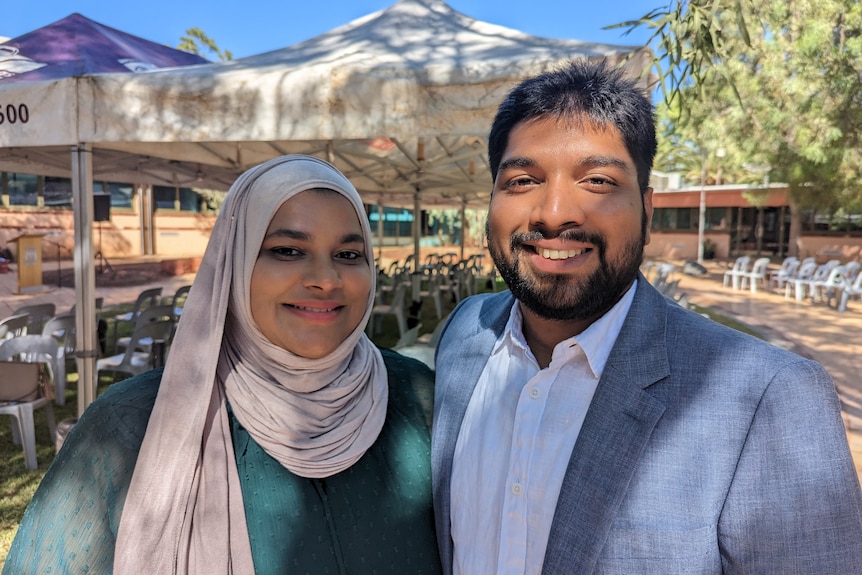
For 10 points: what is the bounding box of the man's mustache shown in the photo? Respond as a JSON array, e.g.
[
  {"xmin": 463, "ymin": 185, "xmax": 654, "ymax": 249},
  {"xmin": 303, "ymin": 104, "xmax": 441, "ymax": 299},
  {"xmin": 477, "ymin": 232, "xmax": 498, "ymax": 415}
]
[{"xmin": 509, "ymin": 229, "xmax": 606, "ymax": 251}]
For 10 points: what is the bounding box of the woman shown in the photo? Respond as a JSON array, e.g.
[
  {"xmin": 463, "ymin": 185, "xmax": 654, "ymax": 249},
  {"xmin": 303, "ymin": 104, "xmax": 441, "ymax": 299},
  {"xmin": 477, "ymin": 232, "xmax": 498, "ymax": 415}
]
[{"xmin": 3, "ymin": 155, "xmax": 441, "ymax": 574}]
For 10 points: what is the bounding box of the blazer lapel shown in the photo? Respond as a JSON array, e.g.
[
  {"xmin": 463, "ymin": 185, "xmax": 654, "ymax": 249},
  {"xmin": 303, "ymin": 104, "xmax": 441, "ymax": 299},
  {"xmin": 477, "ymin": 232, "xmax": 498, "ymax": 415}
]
[{"xmin": 543, "ymin": 279, "xmax": 671, "ymax": 574}]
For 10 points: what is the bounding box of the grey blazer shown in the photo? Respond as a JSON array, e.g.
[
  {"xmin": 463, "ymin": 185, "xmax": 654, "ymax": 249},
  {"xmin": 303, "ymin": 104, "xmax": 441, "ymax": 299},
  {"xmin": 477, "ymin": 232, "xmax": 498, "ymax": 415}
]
[{"xmin": 432, "ymin": 276, "xmax": 862, "ymax": 574}]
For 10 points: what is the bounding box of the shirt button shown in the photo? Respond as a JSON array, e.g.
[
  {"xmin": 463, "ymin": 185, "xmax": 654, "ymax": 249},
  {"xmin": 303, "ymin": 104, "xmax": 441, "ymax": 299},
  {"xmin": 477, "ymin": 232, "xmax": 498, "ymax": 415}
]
[
  {"xmin": 530, "ymin": 388, "xmax": 540, "ymax": 399},
  {"xmin": 511, "ymin": 483, "xmax": 522, "ymax": 496}
]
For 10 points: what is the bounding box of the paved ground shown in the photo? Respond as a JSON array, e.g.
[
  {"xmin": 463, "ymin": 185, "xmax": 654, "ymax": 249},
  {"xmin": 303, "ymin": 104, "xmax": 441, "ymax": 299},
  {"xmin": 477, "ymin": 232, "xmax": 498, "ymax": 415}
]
[
  {"xmin": 661, "ymin": 260, "xmax": 862, "ymax": 480},
  {"xmin": 1, "ymin": 253, "xmax": 861, "ymax": 479}
]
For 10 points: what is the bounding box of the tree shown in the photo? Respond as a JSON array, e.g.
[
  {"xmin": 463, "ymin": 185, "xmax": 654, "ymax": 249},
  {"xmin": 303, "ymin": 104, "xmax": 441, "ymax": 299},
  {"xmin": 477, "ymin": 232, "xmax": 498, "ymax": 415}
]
[
  {"xmin": 615, "ymin": 0, "xmax": 862, "ymax": 255},
  {"xmin": 178, "ymin": 28, "xmax": 233, "ymax": 62}
]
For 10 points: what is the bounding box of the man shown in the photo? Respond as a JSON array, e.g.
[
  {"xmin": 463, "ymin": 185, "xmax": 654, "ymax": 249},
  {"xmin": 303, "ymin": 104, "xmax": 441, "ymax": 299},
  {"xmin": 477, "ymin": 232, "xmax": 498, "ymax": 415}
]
[{"xmin": 431, "ymin": 59, "xmax": 862, "ymax": 574}]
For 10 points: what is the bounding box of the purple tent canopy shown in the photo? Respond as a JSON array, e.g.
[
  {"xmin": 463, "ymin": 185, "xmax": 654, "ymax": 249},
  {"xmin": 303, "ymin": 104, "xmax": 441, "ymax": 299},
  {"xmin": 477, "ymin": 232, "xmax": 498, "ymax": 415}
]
[{"xmin": 0, "ymin": 12, "xmax": 208, "ymax": 82}]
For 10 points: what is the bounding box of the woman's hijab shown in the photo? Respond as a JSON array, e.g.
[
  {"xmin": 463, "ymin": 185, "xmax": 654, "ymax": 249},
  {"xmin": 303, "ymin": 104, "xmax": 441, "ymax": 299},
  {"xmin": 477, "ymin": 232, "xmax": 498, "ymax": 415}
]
[{"xmin": 115, "ymin": 155, "xmax": 387, "ymax": 574}]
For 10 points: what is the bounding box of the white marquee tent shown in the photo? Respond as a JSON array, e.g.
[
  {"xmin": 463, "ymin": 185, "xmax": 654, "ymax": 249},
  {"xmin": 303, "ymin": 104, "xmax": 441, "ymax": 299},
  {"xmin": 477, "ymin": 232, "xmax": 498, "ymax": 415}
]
[{"xmin": 0, "ymin": 0, "xmax": 653, "ymax": 413}]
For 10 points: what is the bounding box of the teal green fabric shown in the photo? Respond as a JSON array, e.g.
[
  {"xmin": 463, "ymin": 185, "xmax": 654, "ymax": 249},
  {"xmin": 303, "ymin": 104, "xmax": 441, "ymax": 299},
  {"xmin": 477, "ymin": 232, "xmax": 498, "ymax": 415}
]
[{"xmin": 3, "ymin": 348, "xmax": 441, "ymax": 575}]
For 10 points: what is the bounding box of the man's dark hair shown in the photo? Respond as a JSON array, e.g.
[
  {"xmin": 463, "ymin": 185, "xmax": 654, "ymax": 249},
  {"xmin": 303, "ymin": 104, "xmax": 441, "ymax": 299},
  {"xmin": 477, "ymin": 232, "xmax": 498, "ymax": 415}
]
[{"xmin": 488, "ymin": 59, "xmax": 657, "ymax": 193}]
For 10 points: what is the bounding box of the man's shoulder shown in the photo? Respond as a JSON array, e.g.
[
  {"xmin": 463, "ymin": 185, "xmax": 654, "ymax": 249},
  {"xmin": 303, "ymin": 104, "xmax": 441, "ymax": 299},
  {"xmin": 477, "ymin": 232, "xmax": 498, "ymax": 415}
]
[{"xmin": 447, "ymin": 291, "xmax": 513, "ymax": 328}]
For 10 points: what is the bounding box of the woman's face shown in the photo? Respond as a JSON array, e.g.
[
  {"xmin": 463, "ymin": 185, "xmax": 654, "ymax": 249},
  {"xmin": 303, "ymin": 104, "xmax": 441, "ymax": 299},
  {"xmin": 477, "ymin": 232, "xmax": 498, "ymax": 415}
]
[{"xmin": 250, "ymin": 189, "xmax": 371, "ymax": 359}]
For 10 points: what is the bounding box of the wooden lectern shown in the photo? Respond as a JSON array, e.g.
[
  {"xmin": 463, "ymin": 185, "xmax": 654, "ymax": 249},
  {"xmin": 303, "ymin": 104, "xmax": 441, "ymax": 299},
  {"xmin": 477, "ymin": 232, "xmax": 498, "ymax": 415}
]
[{"xmin": 9, "ymin": 233, "xmax": 46, "ymax": 294}]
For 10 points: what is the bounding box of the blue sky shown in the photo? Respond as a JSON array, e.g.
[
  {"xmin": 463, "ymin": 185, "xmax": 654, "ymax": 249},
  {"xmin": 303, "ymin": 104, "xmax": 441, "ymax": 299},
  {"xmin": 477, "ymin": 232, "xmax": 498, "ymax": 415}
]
[{"xmin": 2, "ymin": 0, "xmax": 660, "ymax": 59}]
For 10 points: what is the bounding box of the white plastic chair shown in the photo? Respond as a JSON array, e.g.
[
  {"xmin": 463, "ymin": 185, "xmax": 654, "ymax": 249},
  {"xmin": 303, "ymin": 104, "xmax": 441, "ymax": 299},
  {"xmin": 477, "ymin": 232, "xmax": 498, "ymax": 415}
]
[
  {"xmin": 12, "ymin": 303, "xmax": 56, "ymax": 334},
  {"xmin": 394, "ymin": 323, "xmax": 423, "ymax": 348},
  {"xmin": 740, "ymin": 257, "xmax": 771, "ymax": 293},
  {"xmin": 811, "ymin": 265, "xmax": 848, "ymax": 306},
  {"xmin": 768, "ymin": 257, "xmax": 799, "ymax": 292},
  {"xmin": 838, "ymin": 270, "xmax": 862, "ymax": 312},
  {"xmin": 789, "ymin": 260, "xmax": 840, "ymax": 302},
  {"xmin": 170, "ymin": 284, "xmax": 192, "ymax": 322},
  {"xmin": 110, "ymin": 287, "xmax": 163, "ymax": 352},
  {"xmin": 722, "ymin": 256, "xmax": 751, "ymax": 290},
  {"xmin": 114, "ymin": 304, "xmax": 175, "ymax": 354},
  {"xmin": 0, "ymin": 313, "xmax": 30, "ymax": 341},
  {"xmin": 97, "ymin": 320, "xmax": 175, "ymax": 383},
  {"xmin": 0, "ymin": 334, "xmax": 60, "ymax": 401},
  {"xmin": 0, "ymin": 335, "xmax": 58, "ymax": 470},
  {"xmin": 369, "ymin": 282, "xmax": 408, "ymax": 338},
  {"xmin": 43, "ymin": 313, "xmax": 76, "ymax": 405},
  {"xmin": 784, "ymin": 260, "xmax": 819, "ymax": 301}
]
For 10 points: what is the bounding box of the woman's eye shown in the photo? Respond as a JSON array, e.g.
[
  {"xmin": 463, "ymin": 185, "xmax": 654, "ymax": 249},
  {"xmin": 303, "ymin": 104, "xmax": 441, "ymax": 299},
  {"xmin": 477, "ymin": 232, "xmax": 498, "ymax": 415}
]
[
  {"xmin": 269, "ymin": 246, "xmax": 301, "ymax": 258},
  {"xmin": 336, "ymin": 250, "xmax": 363, "ymax": 261}
]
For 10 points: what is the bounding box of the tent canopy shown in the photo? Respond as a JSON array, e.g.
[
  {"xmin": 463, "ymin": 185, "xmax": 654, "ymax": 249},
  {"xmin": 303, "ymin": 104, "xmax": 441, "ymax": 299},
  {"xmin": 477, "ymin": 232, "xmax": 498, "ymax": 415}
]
[
  {"xmin": 0, "ymin": 0, "xmax": 653, "ymax": 413},
  {"xmin": 1, "ymin": 0, "xmax": 652, "ymax": 207},
  {"xmin": 0, "ymin": 12, "xmax": 208, "ymax": 82}
]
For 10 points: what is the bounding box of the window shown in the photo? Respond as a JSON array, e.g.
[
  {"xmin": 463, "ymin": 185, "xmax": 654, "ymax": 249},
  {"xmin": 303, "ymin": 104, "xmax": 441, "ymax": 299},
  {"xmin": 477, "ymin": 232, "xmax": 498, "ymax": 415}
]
[
  {"xmin": 652, "ymin": 207, "xmax": 729, "ymax": 232},
  {"xmin": 153, "ymin": 186, "xmax": 201, "ymax": 212},
  {"xmin": 6, "ymin": 173, "xmax": 38, "ymax": 206}
]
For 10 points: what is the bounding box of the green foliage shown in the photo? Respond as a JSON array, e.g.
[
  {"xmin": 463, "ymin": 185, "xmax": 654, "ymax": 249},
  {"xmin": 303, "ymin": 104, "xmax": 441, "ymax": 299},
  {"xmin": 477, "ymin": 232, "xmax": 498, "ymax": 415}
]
[
  {"xmin": 178, "ymin": 28, "xmax": 233, "ymax": 62},
  {"xmin": 618, "ymin": 0, "xmax": 862, "ymax": 240}
]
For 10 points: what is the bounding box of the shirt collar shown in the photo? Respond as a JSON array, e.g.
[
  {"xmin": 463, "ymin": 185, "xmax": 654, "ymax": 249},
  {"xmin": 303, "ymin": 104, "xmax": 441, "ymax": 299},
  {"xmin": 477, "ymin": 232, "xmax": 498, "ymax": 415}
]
[{"xmin": 496, "ymin": 279, "xmax": 639, "ymax": 378}]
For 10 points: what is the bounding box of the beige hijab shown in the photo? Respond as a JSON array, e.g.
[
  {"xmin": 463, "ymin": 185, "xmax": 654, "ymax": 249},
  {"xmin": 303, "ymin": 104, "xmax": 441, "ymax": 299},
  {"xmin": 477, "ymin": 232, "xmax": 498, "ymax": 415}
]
[{"xmin": 115, "ymin": 155, "xmax": 388, "ymax": 574}]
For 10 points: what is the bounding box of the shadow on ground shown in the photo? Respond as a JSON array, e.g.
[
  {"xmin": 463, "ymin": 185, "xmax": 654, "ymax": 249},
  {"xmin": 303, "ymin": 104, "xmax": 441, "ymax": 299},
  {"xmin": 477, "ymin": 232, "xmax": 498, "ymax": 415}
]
[{"xmin": 42, "ymin": 261, "xmax": 169, "ymax": 288}]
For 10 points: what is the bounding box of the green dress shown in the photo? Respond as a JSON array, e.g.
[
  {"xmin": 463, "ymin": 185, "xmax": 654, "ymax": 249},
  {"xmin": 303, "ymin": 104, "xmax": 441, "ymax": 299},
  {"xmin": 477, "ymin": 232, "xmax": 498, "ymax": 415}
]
[{"xmin": 3, "ymin": 348, "xmax": 442, "ymax": 575}]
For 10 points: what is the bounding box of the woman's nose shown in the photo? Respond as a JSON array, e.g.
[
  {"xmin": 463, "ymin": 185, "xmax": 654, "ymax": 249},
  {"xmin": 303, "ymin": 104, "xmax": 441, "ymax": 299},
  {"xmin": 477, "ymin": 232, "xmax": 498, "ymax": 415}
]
[{"xmin": 303, "ymin": 259, "xmax": 342, "ymax": 290}]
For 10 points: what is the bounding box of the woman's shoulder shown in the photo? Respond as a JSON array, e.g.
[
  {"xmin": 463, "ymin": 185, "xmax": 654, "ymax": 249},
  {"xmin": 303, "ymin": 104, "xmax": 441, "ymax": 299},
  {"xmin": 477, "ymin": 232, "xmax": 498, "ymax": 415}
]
[
  {"xmin": 71, "ymin": 368, "xmax": 164, "ymax": 451},
  {"xmin": 380, "ymin": 347, "xmax": 435, "ymax": 429}
]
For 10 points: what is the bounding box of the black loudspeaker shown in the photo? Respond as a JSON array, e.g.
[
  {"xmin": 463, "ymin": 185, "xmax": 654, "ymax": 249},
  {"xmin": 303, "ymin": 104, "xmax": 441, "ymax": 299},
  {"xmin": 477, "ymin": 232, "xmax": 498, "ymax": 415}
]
[{"xmin": 93, "ymin": 194, "xmax": 111, "ymax": 222}]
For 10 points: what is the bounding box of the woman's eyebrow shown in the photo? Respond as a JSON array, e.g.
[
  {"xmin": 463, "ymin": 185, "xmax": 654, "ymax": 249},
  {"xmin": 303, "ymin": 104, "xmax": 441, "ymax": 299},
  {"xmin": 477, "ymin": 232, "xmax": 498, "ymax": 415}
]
[
  {"xmin": 264, "ymin": 229, "xmax": 364, "ymax": 245},
  {"xmin": 265, "ymin": 228, "xmax": 309, "ymax": 241}
]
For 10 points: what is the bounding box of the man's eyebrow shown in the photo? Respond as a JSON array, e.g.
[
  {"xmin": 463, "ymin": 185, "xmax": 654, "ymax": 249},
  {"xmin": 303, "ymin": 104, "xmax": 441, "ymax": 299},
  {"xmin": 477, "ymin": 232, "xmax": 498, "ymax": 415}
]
[
  {"xmin": 579, "ymin": 154, "xmax": 631, "ymax": 172},
  {"xmin": 496, "ymin": 155, "xmax": 631, "ymax": 174},
  {"xmin": 497, "ymin": 157, "xmax": 537, "ymax": 174}
]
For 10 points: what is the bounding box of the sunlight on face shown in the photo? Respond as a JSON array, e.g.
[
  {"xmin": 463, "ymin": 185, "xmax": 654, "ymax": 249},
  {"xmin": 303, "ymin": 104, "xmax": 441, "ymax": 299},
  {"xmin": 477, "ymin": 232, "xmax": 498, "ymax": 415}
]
[{"xmin": 250, "ymin": 190, "xmax": 371, "ymax": 358}]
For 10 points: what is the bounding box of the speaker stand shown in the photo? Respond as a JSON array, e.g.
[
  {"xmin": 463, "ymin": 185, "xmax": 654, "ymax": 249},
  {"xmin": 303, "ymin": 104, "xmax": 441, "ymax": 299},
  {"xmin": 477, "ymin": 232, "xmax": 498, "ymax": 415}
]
[{"xmin": 95, "ymin": 223, "xmax": 115, "ymax": 277}]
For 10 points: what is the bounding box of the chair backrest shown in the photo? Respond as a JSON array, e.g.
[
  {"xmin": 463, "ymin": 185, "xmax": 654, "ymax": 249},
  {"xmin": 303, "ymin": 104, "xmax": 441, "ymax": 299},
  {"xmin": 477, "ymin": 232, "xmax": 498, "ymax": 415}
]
[
  {"xmin": 394, "ymin": 323, "xmax": 423, "ymax": 348},
  {"xmin": 171, "ymin": 285, "xmax": 192, "ymax": 319},
  {"xmin": 794, "ymin": 261, "xmax": 818, "ymax": 281},
  {"xmin": 749, "ymin": 257, "xmax": 771, "ymax": 276},
  {"xmin": 384, "ymin": 282, "xmax": 407, "ymax": 309},
  {"xmin": 132, "ymin": 304, "xmax": 175, "ymax": 327},
  {"xmin": 777, "ymin": 256, "xmax": 798, "ymax": 272},
  {"xmin": 131, "ymin": 287, "xmax": 164, "ymax": 318},
  {"xmin": 0, "ymin": 313, "xmax": 30, "ymax": 341},
  {"xmin": 12, "ymin": 303, "xmax": 57, "ymax": 334},
  {"xmin": 810, "ymin": 261, "xmax": 839, "ymax": 282},
  {"xmin": 115, "ymin": 320, "xmax": 175, "ymax": 370},
  {"xmin": 43, "ymin": 313, "xmax": 77, "ymax": 358},
  {"xmin": 0, "ymin": 334, "xmax": 58, "ymax": 388},
  {"xmin": 843, "ymin": 261, "xmax": 861, "ymax": 282},
  {"xmin": 780, "ymin": 260, "xmax": 800, "ymax": 278},
  {"xmin": 732, "ymin": 256, "xmax": 751, "ymax": 272}
]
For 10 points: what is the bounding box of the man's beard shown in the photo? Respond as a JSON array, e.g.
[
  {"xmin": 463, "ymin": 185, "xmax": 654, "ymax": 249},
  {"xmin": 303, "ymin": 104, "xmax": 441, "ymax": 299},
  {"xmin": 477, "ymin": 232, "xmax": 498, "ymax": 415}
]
[{"xmin": 487, "ymin": 217, "xmax": 647, "ymax": 322}]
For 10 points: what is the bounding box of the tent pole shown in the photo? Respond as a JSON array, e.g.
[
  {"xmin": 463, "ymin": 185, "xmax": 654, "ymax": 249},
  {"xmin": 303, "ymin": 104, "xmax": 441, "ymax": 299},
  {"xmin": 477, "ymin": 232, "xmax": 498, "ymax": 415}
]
[
  {"xmin": 377, "ymin": 200, "xmax": 384, "ymax": 266},
  {"xmin": 459, "ymin": 199, "xmax": 466, "ymax": 262},
  {"xmin": 413, "ymin": 188, "xmax": 421, "ymax": 273},
  {"xmin": 71, "ymin": 143, "xmax": 98, "ymax": 416}
]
